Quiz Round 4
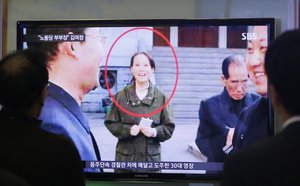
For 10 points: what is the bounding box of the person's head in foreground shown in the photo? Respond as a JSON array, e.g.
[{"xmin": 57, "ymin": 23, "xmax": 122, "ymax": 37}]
[{"xmin": 0, "ymin": 49, "xmax": 48, "ymax": 118}]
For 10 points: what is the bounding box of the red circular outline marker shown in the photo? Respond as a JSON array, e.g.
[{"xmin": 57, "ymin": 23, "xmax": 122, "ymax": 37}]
[{"xmin": 105, "ymin": 27, "xmax": 179, "ymax": 118}]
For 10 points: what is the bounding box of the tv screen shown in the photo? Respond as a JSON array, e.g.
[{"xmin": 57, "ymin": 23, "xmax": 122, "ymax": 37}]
[{"xmin": 17, "ymin": 18, "xmax": 275, "ymax": 181}]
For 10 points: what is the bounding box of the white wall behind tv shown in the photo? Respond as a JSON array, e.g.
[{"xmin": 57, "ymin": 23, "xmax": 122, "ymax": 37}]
[
  {"xmin": 5, "ymin": 0, "xmax": 298, "ymax": 185},
  {"xmin": 6, "ymin": 0, "xmax": 298, "ymax": 53}
]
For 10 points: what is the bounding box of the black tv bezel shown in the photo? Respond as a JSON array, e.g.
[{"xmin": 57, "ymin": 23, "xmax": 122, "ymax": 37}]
[{"xmin": 16, "ymin": 18, "xmax": 275, "ymax": 182}]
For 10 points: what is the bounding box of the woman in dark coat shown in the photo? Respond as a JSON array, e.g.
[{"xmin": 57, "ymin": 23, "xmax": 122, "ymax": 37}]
[{"xmin": 105, "ymin": 52, "xmax": 175, "ymax": 173}]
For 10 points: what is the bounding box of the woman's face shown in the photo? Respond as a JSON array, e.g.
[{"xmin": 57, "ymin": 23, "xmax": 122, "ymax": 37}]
[{"xmin": 130, "ymin": 54, "xmax": 154, "ymax": 84}]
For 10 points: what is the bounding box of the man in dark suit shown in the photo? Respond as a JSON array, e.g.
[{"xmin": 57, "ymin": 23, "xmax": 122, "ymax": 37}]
[
  {"xmin": 0, "ymin": 49, "xmax": 85, "ymax": 186},
  {"xmin": 27, "ymin": 27, "xmax": 105, "ymax": 169},
  {"xmin": 233, "ymin": 26, "xmax": 272, "ymax": 152},
  {"xmin": 195, "ymin": 55, "xmax": 259, "ymax": 162},
  {"xmin": 222, "ymin": 29, "xmax": 300, "ymax": 186}
]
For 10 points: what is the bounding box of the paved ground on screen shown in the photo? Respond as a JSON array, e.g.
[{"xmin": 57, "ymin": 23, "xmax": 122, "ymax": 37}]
[{"xmin": 86, "ymin": 113, "xmax": 206, "ymax": 173}]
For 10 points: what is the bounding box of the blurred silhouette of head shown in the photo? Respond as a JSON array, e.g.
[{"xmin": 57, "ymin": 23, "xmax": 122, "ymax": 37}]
[{"xmin": 0, "ymin": 49, "xmax": 48, "ymax": 115}]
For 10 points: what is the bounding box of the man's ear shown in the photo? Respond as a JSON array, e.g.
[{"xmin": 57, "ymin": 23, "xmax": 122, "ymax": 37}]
[
  {"xmin": 61, "ymin": 42, "xmax": 77, "ymax": 59},
  {"xmin": 221, "ymin": 75, "xmax": 226, "ymax": 87}
]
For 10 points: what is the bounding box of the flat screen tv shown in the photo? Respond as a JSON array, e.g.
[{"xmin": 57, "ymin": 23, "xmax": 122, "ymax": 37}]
[{"xmin": 16, "ymin": 18, "xmax": 275, "ymax": 182}]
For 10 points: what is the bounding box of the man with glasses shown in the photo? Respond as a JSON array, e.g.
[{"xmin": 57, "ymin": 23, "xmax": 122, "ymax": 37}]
[
  {"xmin": 27, "ymin": 27, "xmax": 106, "ymax": 171},
  {"xmin": 195, "ymin": 55, "xmax": 259, "ymax": 162}
]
